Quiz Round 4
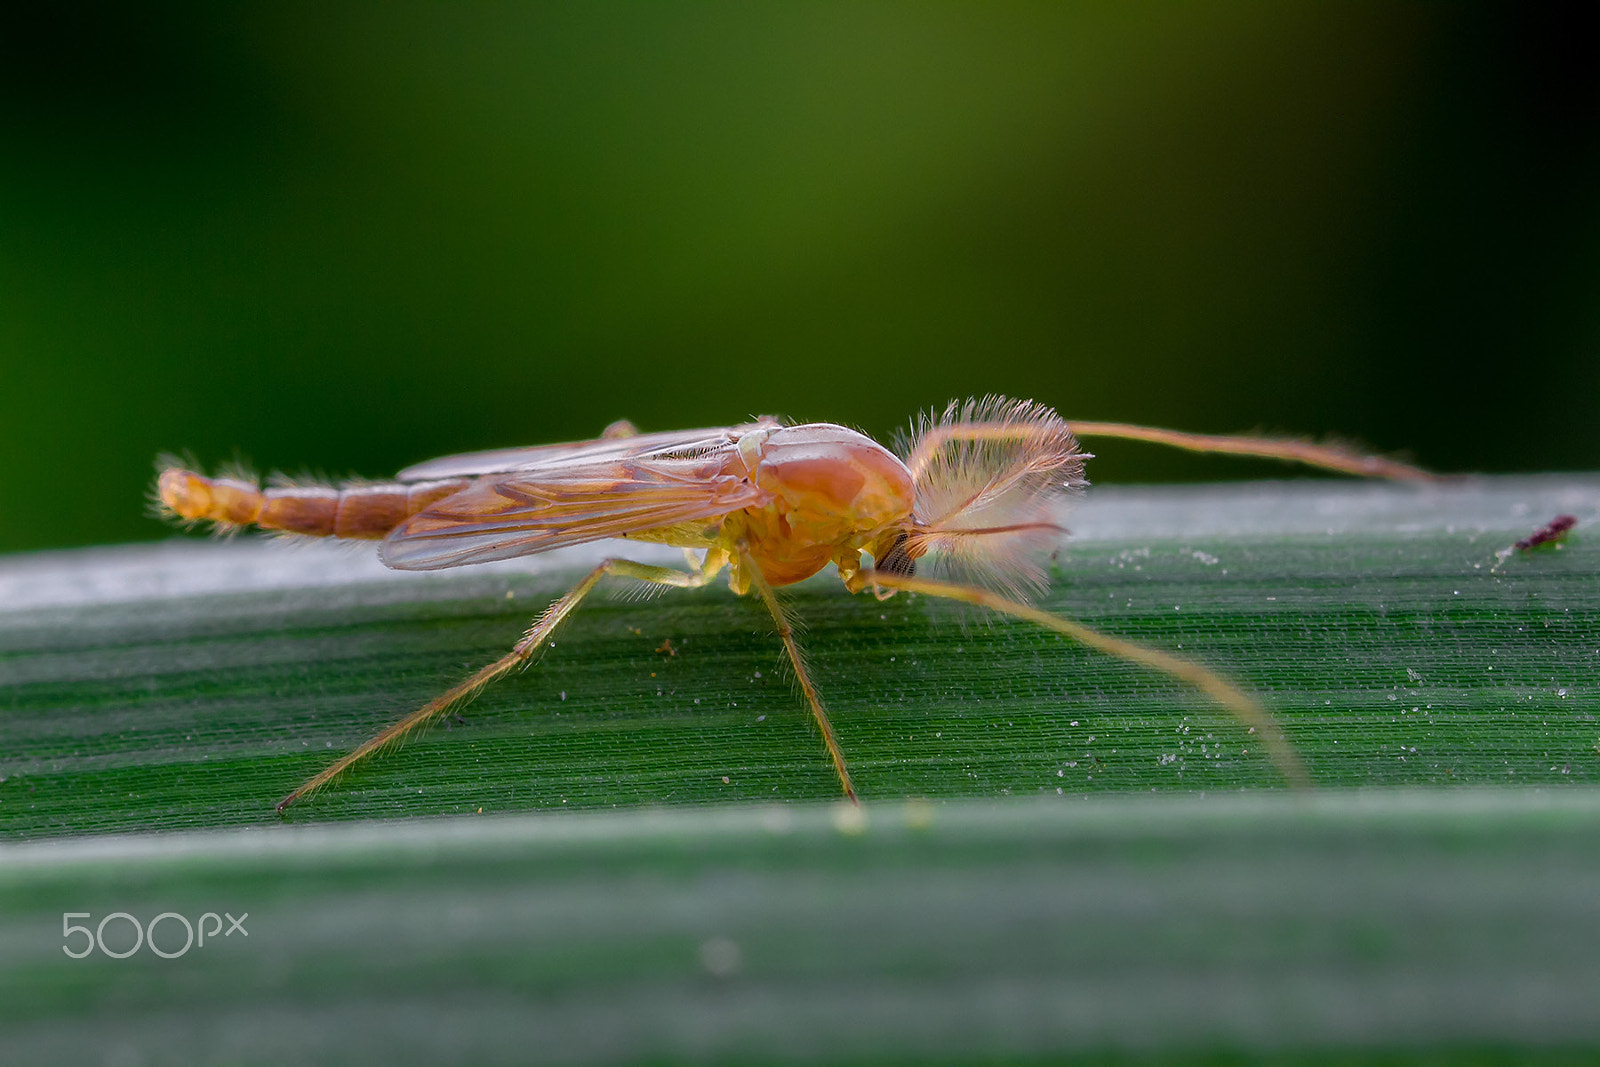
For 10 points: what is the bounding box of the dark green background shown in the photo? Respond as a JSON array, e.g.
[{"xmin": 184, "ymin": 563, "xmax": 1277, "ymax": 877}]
[{"xmin": 3, "ymin": 2, "xmax": 1596, "ymax": 553}]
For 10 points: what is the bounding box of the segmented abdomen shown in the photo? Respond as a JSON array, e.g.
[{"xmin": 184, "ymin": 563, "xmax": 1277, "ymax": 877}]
[{"xmin": 157, "ymin": 468, "xmax": 469, "ymax": 540}]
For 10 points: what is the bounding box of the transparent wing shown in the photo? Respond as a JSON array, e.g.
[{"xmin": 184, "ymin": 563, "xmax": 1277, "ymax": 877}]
[
  {"xmin": 395, "ymin": 421, "xmax": 776, "ymax": 482},
  {"xmin": 379, "ymin": 449, "xmax": 767, "ymax": 570}
]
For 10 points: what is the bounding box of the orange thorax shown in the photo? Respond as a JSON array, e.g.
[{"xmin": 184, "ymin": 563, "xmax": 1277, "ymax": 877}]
[{"xmin": 732, "ymin": 424, "xmax": 914, "ymax": 586}]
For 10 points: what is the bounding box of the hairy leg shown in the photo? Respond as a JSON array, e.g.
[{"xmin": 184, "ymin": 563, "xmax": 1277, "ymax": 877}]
[
  {"xmin": 903, "ymin": 419, "xmax": 1434, "ymax": 482},
  {"xmin": 860, "ymin": 570, "xmax": 1310, "ymax": 789},
  {"xmin": 741, "ymin": 550, "xmax": 857, "ymax": 803},
  {"xmin": 1067, "ymin": 421, "xmax": 1435, "ymax": 481},
  {"xmin": 276, "ymin": 556, "xmax": 722, "ymax": 812}
]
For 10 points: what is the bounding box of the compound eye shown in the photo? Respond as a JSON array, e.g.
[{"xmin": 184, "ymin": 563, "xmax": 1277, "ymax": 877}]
[{"xmin": 875, "ymin": 532, "xmax": 916, "ymax": 577}]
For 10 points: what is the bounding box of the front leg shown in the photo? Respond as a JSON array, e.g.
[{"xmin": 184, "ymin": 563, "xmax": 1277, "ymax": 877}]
[
  {"xmin": 838, "ymin": 551, "xmax": 895, "ymax": 601},
  {"xmin": 862, "ymin": 569, "xmax": 1310, "ymax": 789}
]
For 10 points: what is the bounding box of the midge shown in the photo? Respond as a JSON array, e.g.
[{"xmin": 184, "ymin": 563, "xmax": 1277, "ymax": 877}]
[{"xmin": 156, "ymin": 397, "xmax": 1432, "ymax": 812}]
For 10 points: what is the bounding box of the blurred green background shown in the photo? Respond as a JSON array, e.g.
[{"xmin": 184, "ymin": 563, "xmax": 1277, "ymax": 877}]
[{"xmin": 2, "ymin": 2, "xmax": 1596, "ymax": 553}]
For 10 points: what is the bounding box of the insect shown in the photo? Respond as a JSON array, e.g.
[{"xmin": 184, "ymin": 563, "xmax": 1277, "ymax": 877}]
[
  {"xmin": 1493, "ymin": 513, "xmax": 1578, "ymax": 570},
  {"xmin": 155, "ymin": 396, "xmax": 1432, "ymax": 812},
  {"xmin": 1516, "ymin": 514, "xmax": 1577, "ymax": 551}
]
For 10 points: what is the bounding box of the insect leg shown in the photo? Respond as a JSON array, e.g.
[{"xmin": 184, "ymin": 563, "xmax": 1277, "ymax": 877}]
[
  {"xmin": 902, "ymin": 421, "xmax": 1070, "ymax": 480},
  {"xmin": 275, "ymin": 555, "xmax": 724, "ymax": 813},
  {"xmin": 863, "ymin": 570, "xmax": 1310, "ymax": 789},
  {"xmin": 1066, "ymin": 421, "xmax": 1436, "ymax": 480},
  {"xmin": 904, "ymin": 419, "xmax": 1434, "ymax": 481},
  {"xmin": 740, "ymin": 551, "xmax": 857, "ymax": 803}
]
